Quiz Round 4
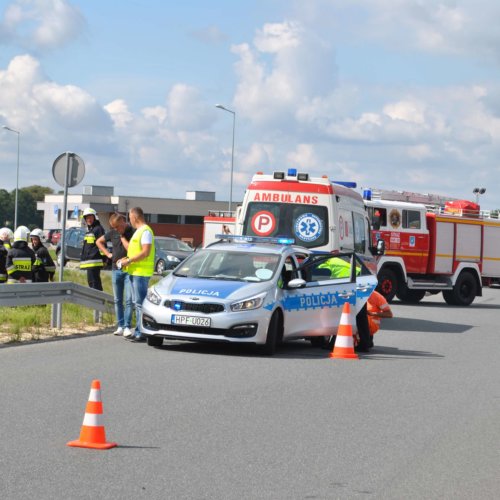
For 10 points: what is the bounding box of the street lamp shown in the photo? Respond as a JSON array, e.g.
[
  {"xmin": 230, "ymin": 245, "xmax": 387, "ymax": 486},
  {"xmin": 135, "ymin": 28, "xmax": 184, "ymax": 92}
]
[
  {"xmin": 215, "ymin": 104, "xmax": 236, "ymax": 213},
  {"xmin": 2, "ymin": 126, "xmax": 20, "ymax": 228},
  {"xmin": 473, "ymin": 187, "xmax": 486, "ymax": 205}
]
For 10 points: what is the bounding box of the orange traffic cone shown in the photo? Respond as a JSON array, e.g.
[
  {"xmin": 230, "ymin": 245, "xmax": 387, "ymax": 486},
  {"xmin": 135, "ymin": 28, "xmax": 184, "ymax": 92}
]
[
  {"xmin": 67, "ymin": 380, "xmax": 117, "ymax": 450},
  {"xmin": 329, "ymin": 302, "xmax": 358, "ymax": 359}
]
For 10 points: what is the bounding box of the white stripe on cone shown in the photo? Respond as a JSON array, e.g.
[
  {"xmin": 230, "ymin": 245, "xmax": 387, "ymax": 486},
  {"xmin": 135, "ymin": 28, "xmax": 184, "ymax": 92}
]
[
  {"xmin": 88, "ymin": 389, "xmax": 101, "ymax": 402},
  {"xmin": 82, "ymin": 412, "xmax": 104, "ymax": 427},
  {"xmin": 334, "ymin": 335, "xmax": 354, "ymax": 348}
]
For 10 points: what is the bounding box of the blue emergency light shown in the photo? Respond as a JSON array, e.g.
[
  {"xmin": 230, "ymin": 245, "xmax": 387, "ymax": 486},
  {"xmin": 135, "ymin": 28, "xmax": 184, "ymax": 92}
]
[
  {"xmin": 333, "ymin": 180, "xmax": 357, "ymax": 189},
  {"xmin": 215, "ymin": 234, "xmax": 295, "ymax": 245},
  {"xmin": 287, "ymin": 168, "xmax": 297, "ymax": 176}
]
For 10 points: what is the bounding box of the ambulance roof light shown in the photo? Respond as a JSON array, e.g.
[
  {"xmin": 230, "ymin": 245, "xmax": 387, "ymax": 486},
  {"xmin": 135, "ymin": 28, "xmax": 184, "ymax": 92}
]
[
  {"xmin": 297, "ymin": 172, "xmax": 309, "ymax": 181},
  {"xmin": 333, "ymin": 180, "xmax": 357, "ymax": 189},
  {"xmin": 273, "ymin": 171, "xmax": 285, "ymax": 179},
  {"xmin": 256, "ymin": 171, "xmax": 263, "ymax": 175},
  {"xmin": 287, "ymin": 168, "xmax": 297, "ymax": 176}
]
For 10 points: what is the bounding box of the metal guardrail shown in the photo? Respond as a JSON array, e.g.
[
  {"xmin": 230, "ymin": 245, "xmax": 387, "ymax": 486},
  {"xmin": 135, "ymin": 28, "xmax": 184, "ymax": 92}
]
[{"xmin": 0, "ymin": 282, "xmax": 114, "ymax": 329}]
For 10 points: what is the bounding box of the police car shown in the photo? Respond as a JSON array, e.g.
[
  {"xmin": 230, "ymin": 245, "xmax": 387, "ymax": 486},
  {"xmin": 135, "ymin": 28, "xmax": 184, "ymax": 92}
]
[{"xmin": 141, "ymin": 235, "xmax": 377, "ymax": 354}]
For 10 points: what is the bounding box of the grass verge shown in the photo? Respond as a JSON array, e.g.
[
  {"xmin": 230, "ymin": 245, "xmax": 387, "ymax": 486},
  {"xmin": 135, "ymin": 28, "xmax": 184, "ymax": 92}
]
[{"xmin": 0, "ymin": 268, "xmax": 162, "ymax": 345}]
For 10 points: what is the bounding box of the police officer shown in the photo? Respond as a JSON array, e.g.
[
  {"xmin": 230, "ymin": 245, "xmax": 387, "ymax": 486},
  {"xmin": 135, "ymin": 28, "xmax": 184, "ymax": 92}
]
[
  {"xmin": 6, "ymin": 226, "xmax": 36, "ymax": 283},
  {"xmin": 80, "ymin": 208, "xmax": 105, "ymax": 290},
  {"xmin": 30, "ymin": 228, "xmax": 56, "ymax": 282}
]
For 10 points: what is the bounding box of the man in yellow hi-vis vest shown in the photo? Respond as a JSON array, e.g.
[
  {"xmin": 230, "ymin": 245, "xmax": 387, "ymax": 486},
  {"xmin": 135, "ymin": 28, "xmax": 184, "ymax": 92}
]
[{"xmin": 118, "ymin": 207, "xmax": 155, "ymax": 342}]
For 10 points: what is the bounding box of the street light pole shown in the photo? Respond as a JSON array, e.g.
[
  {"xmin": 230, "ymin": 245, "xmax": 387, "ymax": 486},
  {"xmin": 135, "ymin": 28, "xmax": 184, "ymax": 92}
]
[
  {"xmin": 3, "ymin": 126, "xmax": 20, "ymax": 228},
  {"xmin": 215, "ymin": 104, "xmax": 236, "ymax": 213},
  {"xmin": 473, "ymin": 187, "xmax": 486, "ymax": 205}
]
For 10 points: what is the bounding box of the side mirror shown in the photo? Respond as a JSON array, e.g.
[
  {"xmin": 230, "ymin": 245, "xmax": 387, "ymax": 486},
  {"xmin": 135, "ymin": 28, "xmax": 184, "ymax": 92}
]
[{"xmin": 287, "ymin": 278, "xmax": 306, "ymax": 289}]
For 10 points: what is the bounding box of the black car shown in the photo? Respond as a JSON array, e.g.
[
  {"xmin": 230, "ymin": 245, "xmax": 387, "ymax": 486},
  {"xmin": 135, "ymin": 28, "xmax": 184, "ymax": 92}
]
[{"xmin": 154, "ymin": 236, "xmax": 194, "ymax": 274}]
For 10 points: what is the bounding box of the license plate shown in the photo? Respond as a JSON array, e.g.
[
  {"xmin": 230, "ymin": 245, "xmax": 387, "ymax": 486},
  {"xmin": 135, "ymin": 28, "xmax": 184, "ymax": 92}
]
[{"xmin": 171, "ymin": 315, "xmax": 211, "ymax": 327}]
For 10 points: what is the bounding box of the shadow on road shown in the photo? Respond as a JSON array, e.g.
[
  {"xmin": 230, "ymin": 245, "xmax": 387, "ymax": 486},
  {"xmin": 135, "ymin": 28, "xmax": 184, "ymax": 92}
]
[
  {"xmin": 361, "ymin": 345, "xmax": 444, "ymax": 360},
  {"xmin": 394, "ymin": 300, "xmax": 500, "ymax": 310},
  {"xmin": 158, "ymin": 339, "xmax": 327, "ymax": 360},
  {"xmin": 382, "ymin": 317, "xmax": 472, "ymax": 334}
]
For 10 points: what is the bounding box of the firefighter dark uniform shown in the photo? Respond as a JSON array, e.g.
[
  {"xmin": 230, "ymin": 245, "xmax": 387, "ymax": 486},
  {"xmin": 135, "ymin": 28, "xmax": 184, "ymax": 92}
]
[
  {"xmin": 80, "ymin": 209, "xmax": 105, "ymax": 290},
  {"xmin": 6, "ymin": 226, "xmax": 36, "ymax": 284},
  {"xmin": 0, "ymin": 240, "xmax": 7, "ymax": 283},
  {"xmin": 30, "ymin": 229, "xmax": 56, "ymax": 282}
]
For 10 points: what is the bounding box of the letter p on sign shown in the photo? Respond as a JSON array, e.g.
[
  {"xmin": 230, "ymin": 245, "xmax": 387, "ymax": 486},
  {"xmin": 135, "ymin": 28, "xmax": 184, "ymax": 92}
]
[{"xmin": 251, "ymin": 211, "xmax": 276, "ymax": 236}]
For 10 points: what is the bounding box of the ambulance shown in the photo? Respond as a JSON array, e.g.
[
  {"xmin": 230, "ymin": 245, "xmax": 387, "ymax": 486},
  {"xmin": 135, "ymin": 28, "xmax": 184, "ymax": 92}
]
[
  {"xmin": 365, "ymin": 193, "xmax": 500, "ymax": 305},
  {"xmin": 233, "ymin": 169, "xmax": 376, "ymax": 259}
]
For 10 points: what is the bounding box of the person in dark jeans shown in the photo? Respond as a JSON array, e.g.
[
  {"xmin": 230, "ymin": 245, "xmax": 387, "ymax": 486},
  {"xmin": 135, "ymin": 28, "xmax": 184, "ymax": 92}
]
[{"xmin": 97, "ymin": 213, "xmax": 134, "ymax": 336}]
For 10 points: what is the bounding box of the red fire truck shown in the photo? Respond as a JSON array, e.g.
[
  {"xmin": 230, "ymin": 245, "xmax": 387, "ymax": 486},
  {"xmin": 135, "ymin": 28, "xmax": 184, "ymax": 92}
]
[{"xmin": 365, "ymin": 194, "xmax": 500, "ymax": 305}]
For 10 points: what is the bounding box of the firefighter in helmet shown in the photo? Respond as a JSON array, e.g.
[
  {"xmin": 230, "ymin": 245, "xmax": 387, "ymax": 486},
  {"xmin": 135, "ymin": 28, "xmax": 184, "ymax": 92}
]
[
  {"xmin": 30, "ymin": 228, "xmax": 56, "ymax": 282},
  {"xmin": 6, "ymin": 226, "xmax": 36, "ymax": 283},
  {"xmin": 80, "ymin": 208, "xmax": 105, "ymax": 290},
  {"xmin": 0, "ymin": 227, "xmax": 14, "ymax": 250}
]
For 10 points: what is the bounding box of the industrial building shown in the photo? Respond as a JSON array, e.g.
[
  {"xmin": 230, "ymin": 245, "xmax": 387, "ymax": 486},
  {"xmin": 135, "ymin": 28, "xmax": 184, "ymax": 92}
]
[{"xmin": 37, "ymin": 186, "xmax": 237, "ymax": 247}]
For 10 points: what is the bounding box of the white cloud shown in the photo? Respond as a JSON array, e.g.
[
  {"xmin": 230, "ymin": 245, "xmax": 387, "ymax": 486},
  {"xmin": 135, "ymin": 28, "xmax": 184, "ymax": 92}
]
[{"xmin": 0, "ymin": 0, "xmax": 85, "ymax": 51}]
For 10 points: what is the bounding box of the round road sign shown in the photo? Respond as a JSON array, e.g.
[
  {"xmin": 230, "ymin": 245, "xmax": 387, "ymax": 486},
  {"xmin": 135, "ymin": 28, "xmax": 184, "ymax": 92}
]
[{"xmin": 52, "ymin": 152, "xmax": 85, "ymax": 188}]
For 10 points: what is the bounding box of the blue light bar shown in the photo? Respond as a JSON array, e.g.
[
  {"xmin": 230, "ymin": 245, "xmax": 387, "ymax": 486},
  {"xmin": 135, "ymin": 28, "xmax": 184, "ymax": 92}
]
[
  {"xmin": 287, "ymin": 168, "xmax": 297, "ymax": 176},
  {"xmin": 214, "ymin": 234, "xmax": 295, "ymax": 245},
  {"xmin": 333, "ymin": 180, "xmax": 357, "ymax": 189}
]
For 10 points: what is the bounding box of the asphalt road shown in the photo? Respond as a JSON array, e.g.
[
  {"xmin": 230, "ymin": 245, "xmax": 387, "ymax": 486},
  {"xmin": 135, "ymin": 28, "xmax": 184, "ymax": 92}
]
[{"xmin": 1, "ymin": 289, "xmax": 499, "ymax": 499}]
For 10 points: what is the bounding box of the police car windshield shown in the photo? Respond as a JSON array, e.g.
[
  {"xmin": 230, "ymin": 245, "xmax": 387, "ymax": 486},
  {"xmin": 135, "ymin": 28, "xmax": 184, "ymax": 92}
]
[{"xmin": 173, "ymin": 249, "xmax": 280, "ymax": 282}]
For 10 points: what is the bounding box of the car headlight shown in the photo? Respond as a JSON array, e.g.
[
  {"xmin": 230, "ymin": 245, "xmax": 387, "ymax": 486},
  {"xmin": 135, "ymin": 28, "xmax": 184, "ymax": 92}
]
[
  {"xmin": 167, "ymin": 255, "xmax": 180, "ymax": 262},
  {"xmin": 146, "ymin": 287, "xmax": 162, "ymax": 306},
  {"xmin": 230, "ymin": 293, "xmax": 266, "ymax": 312}
]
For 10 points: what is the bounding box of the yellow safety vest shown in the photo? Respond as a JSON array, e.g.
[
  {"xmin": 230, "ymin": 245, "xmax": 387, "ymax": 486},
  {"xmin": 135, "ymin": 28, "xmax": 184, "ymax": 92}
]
[{"xmin": 127, "ymin": 225, "xmax": 155, "ymax": 277}]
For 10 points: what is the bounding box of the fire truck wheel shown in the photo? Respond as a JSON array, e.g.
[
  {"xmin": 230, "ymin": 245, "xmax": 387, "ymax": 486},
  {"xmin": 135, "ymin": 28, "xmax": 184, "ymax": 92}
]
[
  {"xmin": 377, "ymin": 268, "xmax": 398, "ymax": 303},
  {"xmin": 443, "ymin": 271, "xmax": 477, "ymax": 306},
  {"xmin": 396, "ymin": 287, "xmax": 426, "ymax": 303}
]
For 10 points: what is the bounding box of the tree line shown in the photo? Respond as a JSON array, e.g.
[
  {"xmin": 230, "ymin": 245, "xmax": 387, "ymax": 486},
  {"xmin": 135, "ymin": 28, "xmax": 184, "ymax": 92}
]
[{"xmin": 0, "ymin": 186, "xmax": 53, "ymax": 229}]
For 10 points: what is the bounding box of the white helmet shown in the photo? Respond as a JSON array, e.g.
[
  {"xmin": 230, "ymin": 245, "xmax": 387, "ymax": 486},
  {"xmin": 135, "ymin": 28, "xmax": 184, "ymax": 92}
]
[
  {"xmin": 14, "ymin": 225, "xmax": 30, "ymax": 243},
  {"xmin": 82, "ymin": 208, "xmax": 97, "ymax": 218},
  {"xmin": 0, "ymin": 227, "xmax": 14, "ymax": 242},
  {"xmin": 30, "ymin": 228, "xmax": 44, "ymax": 240}
]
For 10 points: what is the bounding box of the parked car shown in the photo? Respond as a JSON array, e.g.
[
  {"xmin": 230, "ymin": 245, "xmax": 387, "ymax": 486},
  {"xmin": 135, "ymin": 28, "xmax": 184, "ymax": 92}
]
[
  {"xmin": 141, "ymin": 235, "xmax": 378, "ymax": 354},
  {"xmin": 55, "ymin": 227, "xmax": 112, "ymax": 269},
  {"xmin": 154, "ymin": 236, "xmax": 194, "ymax": 274}
]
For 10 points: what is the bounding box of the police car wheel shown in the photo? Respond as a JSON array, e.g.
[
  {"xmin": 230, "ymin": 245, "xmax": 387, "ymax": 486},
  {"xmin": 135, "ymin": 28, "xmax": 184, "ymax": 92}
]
[
  {"xmin": 147, "ymin": 336, "xmax": 163, "ymax": 347},
  {"xmin": 262, "ymin": 311, "xmax": 282, "ymax": 356}
]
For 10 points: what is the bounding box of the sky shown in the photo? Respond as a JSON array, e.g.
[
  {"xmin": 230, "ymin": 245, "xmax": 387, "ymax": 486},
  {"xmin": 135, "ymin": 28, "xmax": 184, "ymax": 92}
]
[{"xmin": 1, "ymin": 0, "xmax": 500, "ymax": 210}]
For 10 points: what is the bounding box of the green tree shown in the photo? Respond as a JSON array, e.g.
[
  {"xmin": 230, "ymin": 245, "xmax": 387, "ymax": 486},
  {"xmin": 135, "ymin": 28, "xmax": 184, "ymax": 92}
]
[
  {"xmin": 0, "ymin": 186, "xmax": 53, "ymax": 229},
  {"xmin": 0, "ymin": 189, "xmax": 13, "ymax": 227},
  {"xmin": 23, "ymin": 185, "xmax": 53, "ymax": 202}
]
